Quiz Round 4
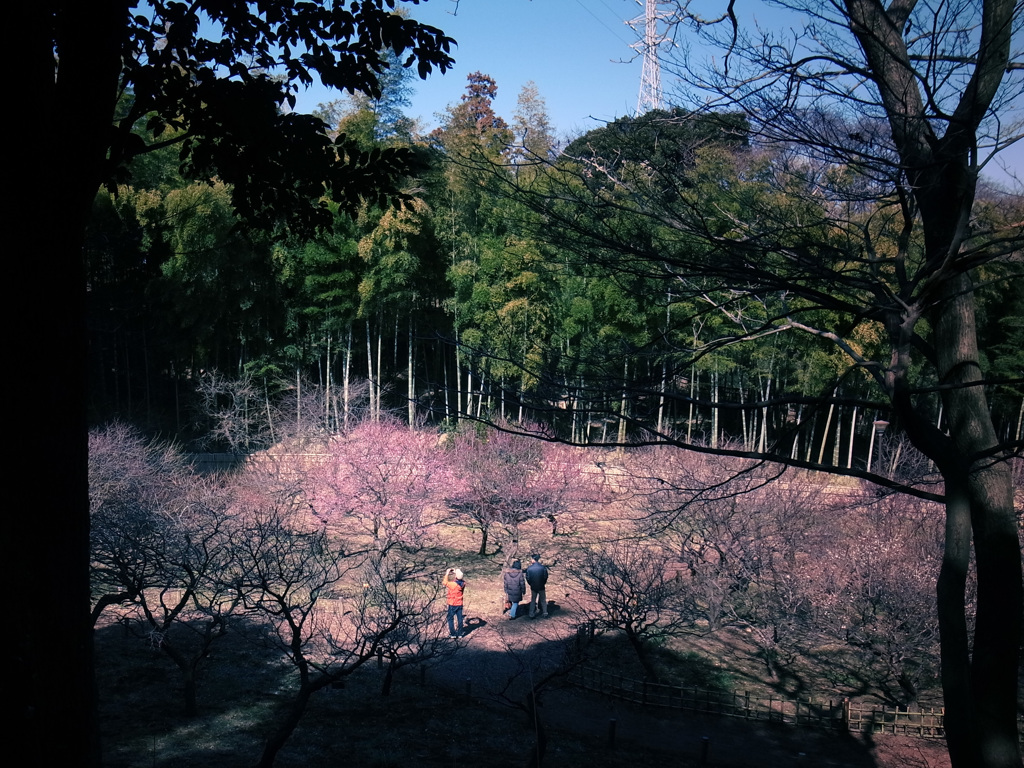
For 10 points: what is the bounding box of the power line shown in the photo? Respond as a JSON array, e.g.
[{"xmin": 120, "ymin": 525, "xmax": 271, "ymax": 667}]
[{"xmin": 575, "ymin": 0, "xmax": 634, "ymax": 47}]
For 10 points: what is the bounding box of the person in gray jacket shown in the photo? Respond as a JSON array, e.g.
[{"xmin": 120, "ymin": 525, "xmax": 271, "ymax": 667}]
[
  {"xmin": 525, "ymin": 554, "xmax": 549, "ymax": 618},
  {"xmin": 502, "ymin": 559, "xmax": 526, "ymax": 619}
]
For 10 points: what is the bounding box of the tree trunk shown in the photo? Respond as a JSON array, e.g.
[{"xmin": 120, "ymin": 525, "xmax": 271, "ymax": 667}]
[
  {"xmin": 758, "ymin": 375, "xmax": 770, "ymax": 454},
  {"xmin": 376, "ymin": 323, "xmax": 383, "ymax": 421},
  {"xmin": 817, "ymin": 391, "xmax": 835, "ymax": 465},
  {"xmin": 160, "ymin": 641, "xmax": 200, "ymax": 718},
  {"xmin": 366, "ymin": 321, "xmax": 375, "ymax": 419},
  {"xmin": 687, "ymin": 366, "xmax": 697, "ymax": 443},
  {"xmin": 617, "ymin": 359, "xmax": 629, "ymax": 444},
  {"xmin": 931, "ymin": 273, "xmax": 1021, "ymax": 768},
  {"xmin": 522, "ymin": 691, "xmax": 548, "ymax": 768},
  {"xmin": 255, "ymin": 682, "xmax": 317, "ymax": 768},
  {"xmin": 264, "ymin": 377, "xmax": 276, "ymax": 443},
  {"xmin": 325, "ymin": 330, "xmax": 332, "ymax": 430},
  {"xmin": 182, "ymin": 665, "xmax": 198, "ymax": 718},
  {"xmin": 407, "ymin": 318, "xmax": 415, "ymax": 426},
  {"xmin": 711, "ymin": 368, "xmax": 719, "ymax": 449},
  {"xmin": 624, "ymin": 626, "xmax": 660, "ymax": 683},
  {"xmin": 739, "ymin": 380, "xmax": 749, "ymax": 449},
  {"xmin": 343, "ymin": 322, "xmax": 352, "ymax": 429},
  {"xmin": 18, "ymin": 3, "xmax": 127, "ymax": 765},
  {"xmin": 846, "ymin": 405, "xmax": 857, "ymax": 468},
  {"xmin": 657, "ymin": 359, "xmax": 667, "ymax": 436},
  {"xmin": 295, "ymin": 365, "xmax": 301, "ymax": 435},
  {"xmin": 444, "ymin": 352, "xmax": 452, "ymax": 422}
]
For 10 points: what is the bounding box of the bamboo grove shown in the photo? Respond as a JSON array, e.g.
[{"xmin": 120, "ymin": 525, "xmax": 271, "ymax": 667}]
[{"xmin": 87, "ymin": 75, "xmax": 1023, "ymax": 475}]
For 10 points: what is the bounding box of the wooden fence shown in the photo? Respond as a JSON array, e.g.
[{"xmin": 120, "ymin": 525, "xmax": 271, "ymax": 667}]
[{"xmin": 569, "ymin": 665, "xmax": 997, "ymax": 740}]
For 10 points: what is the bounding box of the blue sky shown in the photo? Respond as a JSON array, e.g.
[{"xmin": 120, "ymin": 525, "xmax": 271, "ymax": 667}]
[
  {"xmin": 294, "ymin": 0, "xmax": 648, "ymax": 141},
  {"xmin": 290, "ymin": 0, "xmax": 1020, "ymax": 187}
]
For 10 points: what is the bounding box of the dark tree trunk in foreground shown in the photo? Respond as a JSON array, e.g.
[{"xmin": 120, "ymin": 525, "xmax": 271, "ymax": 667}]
[{"xmin": 18, "ymin": 2, "xmax": 128, "ymax": 764}]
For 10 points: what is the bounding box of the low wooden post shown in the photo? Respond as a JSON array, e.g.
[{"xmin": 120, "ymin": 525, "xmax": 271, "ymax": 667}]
[
  {"xmin": 465, "ymin": 678, "xmax": 472, "ymax": 697},
  {"xmin": 842, "ymin": 697, "xmax": 851, "ymax": 733},
  {"xmin": 698, "ymin": 736, "xmax": 710, "ymax": 766},
  {"xmin": 607, "ymin": 719, "xmax": 617, "ymax": 750},
  {"xmin": 419, "ymin": 666, "xmax": 426, "ymax": 687}
]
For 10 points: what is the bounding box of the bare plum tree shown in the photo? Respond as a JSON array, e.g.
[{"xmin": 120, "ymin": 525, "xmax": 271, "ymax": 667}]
[
  {"xmin": 814, "ymin": 493, "xmax": 947, "ymax": 708},
  {"xmin": 445, "ymin": 422, "xmax": 601, "ymax": 556},
  {"xmin": 89, "ymin": 424, "xmax": 241, "ymax": 716},
  {"xmin": 230, "ymin": 461, "xmax": 450, "ymax": 768},
  {"xmin": 567, "ymin": 537, "xmax": 690, "ymax": 682},
  {"xmin": 308, "ymin": 416, "xmax": 449, "ymax": 547}
]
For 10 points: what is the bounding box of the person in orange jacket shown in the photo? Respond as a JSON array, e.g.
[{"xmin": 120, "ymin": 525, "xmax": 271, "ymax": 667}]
[{"xmin": 443, "ymin": 567, "xmax": 466, "ymax": 638}]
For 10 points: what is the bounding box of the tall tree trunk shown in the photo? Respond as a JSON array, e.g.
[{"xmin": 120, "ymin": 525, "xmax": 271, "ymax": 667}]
[
  {"xmin": 444, "ymin": 352, "xmax": 452, "ymax": 423},
  {"xmin": 325, "ymin": 330, "xmax": 332, "ymax": 431},
  {"xmin": 264, "ymin": 377, "xmax": 275, "ymax": 445},
  {"xmin": 817, "ymin": 390, "xmax": 836, "ymax": 465},
  {"xmin": 657, "ymin": 360, "xmax": 667, "ymax": 436},
  {"xmin": 19, "ymin": 3, "xmax": 127, "ymax": 764},
  {"xmin": 366, "ymin": 321, "xmax": 375, "ymax": 420},
  {"xmin": 687, "ymin": 367, "xmax": 697, "ymax": 443},
  {"xmin": 739, "ymin": 379, "xmax": 749, "ymax": 449},
  {"xmin": 936, "ymin": 470, "xmax": 973, "ymax": 766},
  {"xmin": 376, "ymin": 322, "xmax": 383, "ymax": 421},
  {"xmin": 759, "ymin": 376, "xmax": 771, "ymax": 453},
  {"xmin": 617, "ymin": 359, "xmax": 629, "ymax": 444},
  {"xmin": 407, "ymin": 319, "xmax": 415, "ymax": 426},
  {"xmin": 846, "ymin": 405, "xmax": 857, "ymax": 468},
  {"xmin": 478, "ymin": 368, "xmax": 487, "ymax": 418},
  {"xmin": 343, "ymin": 322, "xmax": 352, "ymax": 429},
  {"xmin": 711, "ymin": 368, "xmax": 719, "ymax": 450},
  {"xmin": 932, "ymin": 273, "xmax": 1021, "ymax": 768}
]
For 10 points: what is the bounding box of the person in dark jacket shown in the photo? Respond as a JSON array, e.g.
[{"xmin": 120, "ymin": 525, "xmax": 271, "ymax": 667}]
[
  {"xmin": 502, "ymin": 560, "xmax": 527, "ymax": 619},
  {"xmin": 525, "ymin": 554, "xmax": 549, "ymax": 618}
]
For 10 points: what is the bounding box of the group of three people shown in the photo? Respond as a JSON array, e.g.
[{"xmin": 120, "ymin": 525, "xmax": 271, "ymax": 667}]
[{"xmin": 443, "ymin": 554, "xmax": 549, "ymax": 638}]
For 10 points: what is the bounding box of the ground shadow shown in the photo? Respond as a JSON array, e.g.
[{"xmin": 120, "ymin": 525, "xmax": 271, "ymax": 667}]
[
  {"xmin": 95, "ymin": 607, "xmax": 937, "ymax": 767},
  {"xmin": 425, "ymin": 620, "xmax": 896, "ymax": 768}
]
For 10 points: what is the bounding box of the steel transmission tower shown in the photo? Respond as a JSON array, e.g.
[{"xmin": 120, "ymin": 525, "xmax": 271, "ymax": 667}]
[{"xmin": 629, "ymin": 0, "xmax": 670, "ymax": 114}]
